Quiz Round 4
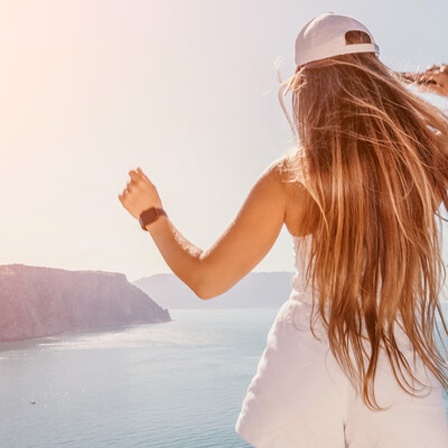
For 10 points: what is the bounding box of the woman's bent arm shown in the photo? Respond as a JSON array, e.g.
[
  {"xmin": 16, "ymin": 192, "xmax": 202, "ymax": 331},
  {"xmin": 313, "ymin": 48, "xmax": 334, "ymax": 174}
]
[{"xmin": 119, "ymin": 163, "xmax": 287, "ymax": 299}]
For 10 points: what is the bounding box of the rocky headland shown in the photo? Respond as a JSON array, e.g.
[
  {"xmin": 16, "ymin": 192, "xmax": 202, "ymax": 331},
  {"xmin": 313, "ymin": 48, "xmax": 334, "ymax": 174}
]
[{"xmin": 0, "ymin": 264, "xmax": 171, "ymax": 342}]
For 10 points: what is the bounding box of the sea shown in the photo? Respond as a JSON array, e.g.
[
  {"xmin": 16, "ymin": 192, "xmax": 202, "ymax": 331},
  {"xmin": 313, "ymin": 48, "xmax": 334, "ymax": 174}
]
[{"xmin": 0, "ymin": 308, "xmax": 447, "ymax": 448}]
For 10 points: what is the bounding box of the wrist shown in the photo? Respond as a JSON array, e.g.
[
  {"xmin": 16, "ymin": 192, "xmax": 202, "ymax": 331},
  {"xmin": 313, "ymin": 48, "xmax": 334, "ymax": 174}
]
[{"xmin": 139, "ymin": 207, "xmax": 167, "ymax": 231}]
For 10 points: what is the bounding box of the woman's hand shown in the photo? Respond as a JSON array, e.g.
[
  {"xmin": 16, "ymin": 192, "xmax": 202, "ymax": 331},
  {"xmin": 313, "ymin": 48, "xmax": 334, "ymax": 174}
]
[
  {"xmin": 402, "ymin": 64, "xmax": 448, "ymax": 97},
  {"xmin": 118, "ymin": 167, "xmax": 163, "ymax": 220}
]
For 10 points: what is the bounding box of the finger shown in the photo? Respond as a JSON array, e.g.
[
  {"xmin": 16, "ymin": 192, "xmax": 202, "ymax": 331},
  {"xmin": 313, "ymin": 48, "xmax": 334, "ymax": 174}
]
[
  {"xmin": 118, "ymin": 193, "xmax": 127, "ymax": 206},
  {"xmin": 130, "ymin": 170, "xmax": 149, "ymax": 190},
  {"xmin": 128, "ymin": 171, "xmax": 142, "ymax": 184},
  {"xmin": 137, "ymin": 167, "xmax": 153, "ymax": 185},
  {"xmin": 136, "ymin": 167, "xmax": 145, "ymax": 179}
]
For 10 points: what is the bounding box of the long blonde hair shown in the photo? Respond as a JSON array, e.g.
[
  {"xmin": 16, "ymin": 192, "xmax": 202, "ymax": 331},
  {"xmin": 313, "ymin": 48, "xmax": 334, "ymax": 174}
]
[{"xmin": 280, "ymin": 37, "xmax": 448, "ymax": 408}]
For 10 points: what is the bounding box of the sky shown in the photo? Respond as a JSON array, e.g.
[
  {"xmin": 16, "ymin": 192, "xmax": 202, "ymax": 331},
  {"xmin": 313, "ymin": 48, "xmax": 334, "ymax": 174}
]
[{"xmin": 1, "ymin": 0, "xmax": 448, "ymax": 282}]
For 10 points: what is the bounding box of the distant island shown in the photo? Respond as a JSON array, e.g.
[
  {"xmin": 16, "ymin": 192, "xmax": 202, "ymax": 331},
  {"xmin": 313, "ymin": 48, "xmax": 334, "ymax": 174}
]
[
  {"xmin": 134, "ymin": 272, "xmax": 293, "ymax": 309},
  {"xmin": 0, "ymin": 264, "xmax": 171, "ymax": 342}
]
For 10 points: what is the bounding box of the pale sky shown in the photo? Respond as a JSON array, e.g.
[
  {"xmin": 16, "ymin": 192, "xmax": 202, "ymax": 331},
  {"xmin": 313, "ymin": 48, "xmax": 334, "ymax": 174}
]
[{"xmin": 1, "ymin": 0, "xmax": 448, "ymax": 281}]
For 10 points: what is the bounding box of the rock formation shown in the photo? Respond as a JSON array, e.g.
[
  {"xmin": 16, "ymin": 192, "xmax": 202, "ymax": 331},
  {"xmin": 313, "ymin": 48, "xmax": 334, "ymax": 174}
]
[{"xmin": 0, "ymin": 264, "xmax": 170, "ymax": 342}]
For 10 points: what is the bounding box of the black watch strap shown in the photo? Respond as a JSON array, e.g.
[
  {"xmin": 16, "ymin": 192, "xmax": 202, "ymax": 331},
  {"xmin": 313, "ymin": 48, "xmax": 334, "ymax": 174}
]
[{"xmin": 139, "ymin": 207, "xmax": 167, "ymax": 230}]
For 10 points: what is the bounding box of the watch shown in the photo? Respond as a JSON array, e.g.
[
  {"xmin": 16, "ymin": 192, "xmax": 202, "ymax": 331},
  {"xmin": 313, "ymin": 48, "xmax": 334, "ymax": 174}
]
[{"xmin": 139, "ymin": 207, "xmax": 167, "ymax": 230}]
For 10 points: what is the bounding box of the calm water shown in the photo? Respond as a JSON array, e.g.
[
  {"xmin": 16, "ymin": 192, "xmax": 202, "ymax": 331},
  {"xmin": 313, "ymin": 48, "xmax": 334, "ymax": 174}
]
[{"xmin": 0, "ymin": 308, "xmax": 447, "ymax": 448}]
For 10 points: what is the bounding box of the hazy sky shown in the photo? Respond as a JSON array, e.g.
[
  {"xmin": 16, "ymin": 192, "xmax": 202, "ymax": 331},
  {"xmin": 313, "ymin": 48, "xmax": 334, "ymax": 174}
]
[{"xmin": 1, "ymin": 0, "xmax": 448, "ymax": 281}]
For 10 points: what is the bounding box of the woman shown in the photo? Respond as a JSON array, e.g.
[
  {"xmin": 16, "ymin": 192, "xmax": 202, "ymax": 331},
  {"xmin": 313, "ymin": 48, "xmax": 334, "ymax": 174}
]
[{"xmin": 119, "ymin": 13, "xmax": 448, "ymax": 448}]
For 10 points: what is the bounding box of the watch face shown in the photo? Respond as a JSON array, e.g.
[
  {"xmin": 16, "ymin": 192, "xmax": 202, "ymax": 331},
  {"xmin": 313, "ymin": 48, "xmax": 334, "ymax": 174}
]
[
  {"xmin": 139, "ymin": 207, "xmax": 157, "ymax": 230},
  {"xmin": 139, "ymin": 208, "xmax": 166, "ymax": 231}
]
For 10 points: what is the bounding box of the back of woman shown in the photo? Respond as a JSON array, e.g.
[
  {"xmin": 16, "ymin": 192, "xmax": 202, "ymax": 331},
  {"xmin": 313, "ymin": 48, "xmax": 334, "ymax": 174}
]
[
  {"xmin": 237, "ymin": 13, "xmax": 448, "ymax": 448},
  {"xmin": 287, "ymin": 18, "xmax": 448, "ymax": 404},
  {"xmin": 119, "ymin": 12, "xmax": 448, "ymax": 448}
]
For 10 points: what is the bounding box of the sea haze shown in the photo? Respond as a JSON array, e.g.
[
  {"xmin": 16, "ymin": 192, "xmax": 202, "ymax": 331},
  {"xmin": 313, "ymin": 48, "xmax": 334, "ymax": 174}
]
[
  {"xmin": 134, "ymin": 272, "xmax": 293, "ymax": 309},
  {"xmin": 0, "ymin": 307, "xmax": 447, "ymax": 448}
]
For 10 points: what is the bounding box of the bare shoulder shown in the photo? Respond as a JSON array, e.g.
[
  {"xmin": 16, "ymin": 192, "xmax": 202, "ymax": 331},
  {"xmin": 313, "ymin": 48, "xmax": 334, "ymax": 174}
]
[
  {"xmin": 255, "ymin": 155, "xmax": 317, "ymax": 236},
  {"xmin": 261, "ymin": 155, "xmax": 299, "ymax": 187},
  {"xmin": 266, "ymin": 155, "xmax": 306, "ymax": 198},
  {"xmin": 270, "ymin": 154, "xmax": 318, "ymax": 237},
  {"xmin": 249, "ymin": 157, "xmax": 290, "ymax": 204},
  {"xmin": 251, "ymin": 156, "xmax": 300, "ymax": 209}
]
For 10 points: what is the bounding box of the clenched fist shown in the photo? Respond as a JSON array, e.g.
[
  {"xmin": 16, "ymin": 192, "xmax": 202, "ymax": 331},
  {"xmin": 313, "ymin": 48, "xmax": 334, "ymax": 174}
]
[{"xmin": 118, "ymin": 168, "xmax": 163, "ymax": 220}]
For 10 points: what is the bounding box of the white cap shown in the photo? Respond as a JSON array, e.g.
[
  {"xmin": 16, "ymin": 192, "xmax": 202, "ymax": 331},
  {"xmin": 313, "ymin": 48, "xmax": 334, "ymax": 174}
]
[{"xmin": 295, "ymin": 12, "xmax": 380, "ymax": 67}]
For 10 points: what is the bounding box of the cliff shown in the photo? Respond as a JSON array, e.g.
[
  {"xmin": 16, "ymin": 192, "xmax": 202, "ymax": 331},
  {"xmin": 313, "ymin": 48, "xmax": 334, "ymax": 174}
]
[{"xmin": 0, "ymin": 264, "xmax": 171, "ymax": 342}]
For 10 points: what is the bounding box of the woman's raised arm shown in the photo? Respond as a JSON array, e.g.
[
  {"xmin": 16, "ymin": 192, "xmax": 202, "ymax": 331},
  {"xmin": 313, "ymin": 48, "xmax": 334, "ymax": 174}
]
[{"xmin": 119, "ymin": 163, "xmax": 287, "ymax": 299}]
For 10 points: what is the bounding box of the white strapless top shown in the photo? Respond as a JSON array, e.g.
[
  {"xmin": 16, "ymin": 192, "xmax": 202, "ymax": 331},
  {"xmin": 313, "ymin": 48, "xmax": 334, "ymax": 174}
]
[{"xmin": 291, "ymin": 236, "xmax": 312, "ymax": 297}]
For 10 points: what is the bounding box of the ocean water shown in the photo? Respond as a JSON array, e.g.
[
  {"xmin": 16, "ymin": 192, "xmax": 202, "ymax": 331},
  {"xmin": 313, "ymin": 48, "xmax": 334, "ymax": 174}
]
[
  {"xmin": 0, "ymin": 308, "xmax": 447, "ymax": 448},
  {"xmin": 0, "ymin": 309, "xmax": 275, "ymax": 448}
]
